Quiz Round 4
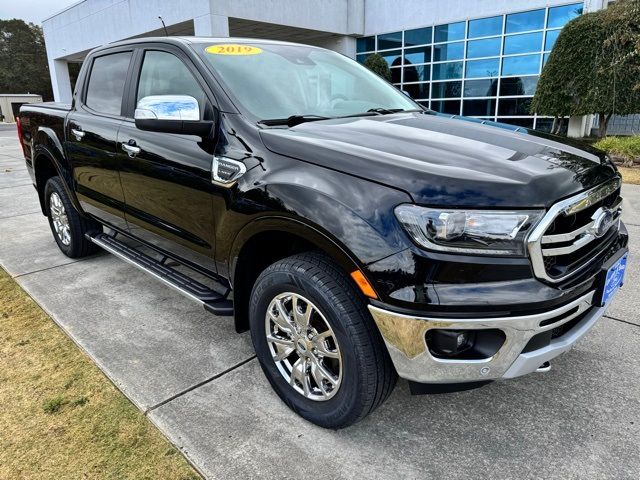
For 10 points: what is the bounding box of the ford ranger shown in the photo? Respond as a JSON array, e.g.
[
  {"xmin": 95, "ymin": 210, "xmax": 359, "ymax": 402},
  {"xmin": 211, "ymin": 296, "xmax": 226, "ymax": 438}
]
[{"xmin": 18, "ymin": 37, "xmax": 628, "ymax": 428}]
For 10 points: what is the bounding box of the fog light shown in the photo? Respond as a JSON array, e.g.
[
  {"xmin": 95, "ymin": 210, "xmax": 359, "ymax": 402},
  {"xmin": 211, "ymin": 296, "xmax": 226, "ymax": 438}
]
[
  {"xmin": 426, "ymin": 329, "xmax": 475, "ymax": 357},
  {"xmin": 426, "ymin": 328, "xmax": 506, "ymax": 360}
]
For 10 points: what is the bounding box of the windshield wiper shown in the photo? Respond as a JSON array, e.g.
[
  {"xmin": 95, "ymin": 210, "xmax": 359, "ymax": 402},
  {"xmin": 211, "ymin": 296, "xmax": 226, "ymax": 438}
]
[
  {"xmin": 367, "ymin": 107, "xmax": 405, "ymax": 114},
  {"xmin": 259, "ymin": 108, "xmax": 427, "ymax": 127},
  {"xmin": 339, "ymin": 108, "xmax": 425, "ymax": 119},
  {"xmin": 259, "ymin": 115, "xmax": 331, "ymax": 127}
]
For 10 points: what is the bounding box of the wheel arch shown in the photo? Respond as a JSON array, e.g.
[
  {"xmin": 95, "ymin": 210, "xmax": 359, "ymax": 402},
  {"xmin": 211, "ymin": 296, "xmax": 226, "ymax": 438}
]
[
  {"xmin": 32, "ymin": 128, "xmax": 80, "ymax": 215},
  {"xmin": 229, "ymin": 217, "xmax": 369, "ymax": 333}
]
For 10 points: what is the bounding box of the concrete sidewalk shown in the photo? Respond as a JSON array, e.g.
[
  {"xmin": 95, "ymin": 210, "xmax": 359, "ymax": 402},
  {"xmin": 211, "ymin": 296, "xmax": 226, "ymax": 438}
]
[{"xmin": 1, "ymin": 127, "xmax": 639, "ymax": 479}]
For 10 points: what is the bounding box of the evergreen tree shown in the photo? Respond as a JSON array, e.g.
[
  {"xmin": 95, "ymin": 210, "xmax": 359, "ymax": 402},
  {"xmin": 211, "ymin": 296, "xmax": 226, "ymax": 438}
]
[
  {"xmin": 531, "ymin": 1, "xmax": 640, "ymax": 137},
  {"xmin": 0, "ymin": 19, "xmax": 53, "ymax": 100}
]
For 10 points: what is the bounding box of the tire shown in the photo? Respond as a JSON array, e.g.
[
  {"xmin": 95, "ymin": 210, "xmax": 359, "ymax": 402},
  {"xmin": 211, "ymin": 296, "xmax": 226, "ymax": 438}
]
[
  {"xmin": 44, "ymin": 176, "xmax": 101, "ymax": 258},
  {"xmin": 249, "ymin": 252, "xmax": 397, "ymax": 428}
]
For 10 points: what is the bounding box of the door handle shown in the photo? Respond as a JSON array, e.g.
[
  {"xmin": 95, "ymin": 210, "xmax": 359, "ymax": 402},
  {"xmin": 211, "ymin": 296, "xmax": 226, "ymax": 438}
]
[
  {"xmin": 121, "ymin": 140, "xmax": 141, "ymax": 158},
  {"xmin": 71, "ymin": 128, "xmax": 85, "ymax": 141}
]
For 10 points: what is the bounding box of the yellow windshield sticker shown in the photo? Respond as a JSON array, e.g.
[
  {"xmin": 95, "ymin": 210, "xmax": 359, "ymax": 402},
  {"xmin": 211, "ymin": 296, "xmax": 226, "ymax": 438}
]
[{"xmin": 205, "ymin": 44, "xmax": 263, "ymax": 56}]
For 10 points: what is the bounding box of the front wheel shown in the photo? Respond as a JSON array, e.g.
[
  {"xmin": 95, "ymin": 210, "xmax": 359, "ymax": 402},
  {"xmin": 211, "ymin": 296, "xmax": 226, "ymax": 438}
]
[{"xmin": 249, "ymin": 252, "xmax": 397, "ymax": 428}]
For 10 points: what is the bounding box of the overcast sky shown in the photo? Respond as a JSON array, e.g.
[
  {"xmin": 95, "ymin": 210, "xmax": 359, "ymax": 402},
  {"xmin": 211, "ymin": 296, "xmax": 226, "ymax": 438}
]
[{"xmin": 1, "ymin": 0, "xmax": 79, "ymax": 25}]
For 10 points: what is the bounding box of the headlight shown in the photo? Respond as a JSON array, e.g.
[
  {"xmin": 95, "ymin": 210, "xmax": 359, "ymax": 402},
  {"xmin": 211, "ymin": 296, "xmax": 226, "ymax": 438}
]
[{"xmin": 394, "ymin": 205, "xmax": 544, "ymax": 256}]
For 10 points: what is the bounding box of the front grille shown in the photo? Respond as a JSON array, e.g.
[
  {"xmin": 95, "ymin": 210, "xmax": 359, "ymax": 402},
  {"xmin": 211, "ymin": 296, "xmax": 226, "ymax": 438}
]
[
  {"xmin": 528, "ymin": 178, "xmax": 622, "ymax": 283},
  {"xmin": 542, "ymin": 215, "xmax": 620, "ymax": 279}
]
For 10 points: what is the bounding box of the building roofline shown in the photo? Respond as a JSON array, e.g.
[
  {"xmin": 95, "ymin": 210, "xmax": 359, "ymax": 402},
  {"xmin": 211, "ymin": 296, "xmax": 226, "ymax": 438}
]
[{"xmin": 42, "ymin": 0, "xmax": 87, "ymax": 23}]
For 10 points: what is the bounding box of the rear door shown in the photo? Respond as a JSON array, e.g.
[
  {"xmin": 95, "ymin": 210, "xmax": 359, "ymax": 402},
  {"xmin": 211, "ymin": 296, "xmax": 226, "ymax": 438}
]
[
  {"xmin": 66, "ymin": 48, "xmax": 134, "ymax": 230},
  {"xmin": 116, "ymin": 45, "xmax": 218, "ymax": 271}
]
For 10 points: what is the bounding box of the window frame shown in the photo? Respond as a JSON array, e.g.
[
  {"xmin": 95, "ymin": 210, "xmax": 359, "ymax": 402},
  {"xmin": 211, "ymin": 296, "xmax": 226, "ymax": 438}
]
[
  {"xmin": 122, "ymin": 43, "xmax": 219, "ymax": 122},
  {"xmin": 80, "ymin": 47, "xmax": 135, "ymax": 120}
]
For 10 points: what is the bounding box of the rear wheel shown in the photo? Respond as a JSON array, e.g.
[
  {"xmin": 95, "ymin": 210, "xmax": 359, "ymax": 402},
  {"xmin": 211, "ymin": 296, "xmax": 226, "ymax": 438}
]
[
  {"xmin": 44, "ymin": 176, "xmax": 101, "ymax": 258},
  {"xmin": 249, "ymin": 252, "xmax": 397, "ymax": 428}
]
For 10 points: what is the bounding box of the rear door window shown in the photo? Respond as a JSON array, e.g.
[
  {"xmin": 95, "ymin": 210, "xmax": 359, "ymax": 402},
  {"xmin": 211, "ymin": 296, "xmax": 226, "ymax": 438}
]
[{"xmin": 85, "ymin": 51, "xmax": 132, "ymax": 115}]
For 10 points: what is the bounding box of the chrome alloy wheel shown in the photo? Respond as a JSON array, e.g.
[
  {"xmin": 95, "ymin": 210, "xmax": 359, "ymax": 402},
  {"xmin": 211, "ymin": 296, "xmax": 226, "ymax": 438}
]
[
  {"xmin": 265, "ymin": 292, "xmax": 342, "ymax": 401},
  {"xmin": 49, "ymin": 192, "xmax": 71, "ymax": 245}
]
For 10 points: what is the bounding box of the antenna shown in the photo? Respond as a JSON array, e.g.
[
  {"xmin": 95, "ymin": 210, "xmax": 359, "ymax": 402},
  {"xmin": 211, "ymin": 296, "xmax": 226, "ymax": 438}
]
[{"xmin": 158, "ymin": 16, "xmax": 168, "ymax": 36}]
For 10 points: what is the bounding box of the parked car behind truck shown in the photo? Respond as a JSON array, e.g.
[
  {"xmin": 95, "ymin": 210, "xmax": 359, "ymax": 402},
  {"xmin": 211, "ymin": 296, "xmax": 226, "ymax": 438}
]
[{"xmin": 18, "ymin": 37, "xmax": 628, "ymax": 428}]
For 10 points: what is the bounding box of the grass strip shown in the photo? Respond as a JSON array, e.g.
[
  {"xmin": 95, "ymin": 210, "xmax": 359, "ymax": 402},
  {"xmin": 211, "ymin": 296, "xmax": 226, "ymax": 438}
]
[{"xmin": 0, "ymin": 267, "xmax": 200, "ymax": 480}]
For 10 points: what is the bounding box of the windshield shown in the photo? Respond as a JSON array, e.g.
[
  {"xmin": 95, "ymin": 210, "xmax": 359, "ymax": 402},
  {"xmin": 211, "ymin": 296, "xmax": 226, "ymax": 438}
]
[{"xmin": 196, "ymin": 42, "xmax": 418, "ymax": 121}]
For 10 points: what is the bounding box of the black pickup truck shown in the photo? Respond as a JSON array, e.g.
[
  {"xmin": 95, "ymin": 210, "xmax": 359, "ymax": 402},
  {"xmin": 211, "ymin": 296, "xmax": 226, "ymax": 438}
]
[{"xmin": 18, "ymin": 37, "xmax": 628, "ymax": 428}]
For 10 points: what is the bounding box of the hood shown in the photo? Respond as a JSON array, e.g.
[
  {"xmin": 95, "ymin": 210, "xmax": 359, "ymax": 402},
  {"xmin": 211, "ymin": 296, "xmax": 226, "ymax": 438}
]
[{"xmin": 259, "ymin": 112, "xmax": 618, "ymax": 208}]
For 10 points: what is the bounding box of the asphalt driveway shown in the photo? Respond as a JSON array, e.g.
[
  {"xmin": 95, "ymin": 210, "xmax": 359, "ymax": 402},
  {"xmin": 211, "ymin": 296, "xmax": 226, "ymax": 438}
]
[{"xmin": 1, "ymin": 125, "xmax": 639, "ymax": 479}]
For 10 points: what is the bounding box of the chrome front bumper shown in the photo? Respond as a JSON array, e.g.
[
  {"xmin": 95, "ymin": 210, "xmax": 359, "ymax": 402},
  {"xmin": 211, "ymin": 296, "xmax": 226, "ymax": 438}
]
[{"xmin": 368, "ymin": 291, "xmax": 607, "ymax": 383}]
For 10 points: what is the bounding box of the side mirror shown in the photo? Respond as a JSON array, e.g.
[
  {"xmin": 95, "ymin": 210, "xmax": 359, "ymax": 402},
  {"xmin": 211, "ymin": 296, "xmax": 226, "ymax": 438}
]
[{"xmin": 134, "ymin": 95, "xmax": 213, "ymax": 136}]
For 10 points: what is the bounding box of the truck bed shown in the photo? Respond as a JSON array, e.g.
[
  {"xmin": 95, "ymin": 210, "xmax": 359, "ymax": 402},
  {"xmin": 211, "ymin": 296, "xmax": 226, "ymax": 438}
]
[
  {"xmin": 30, "ymin": 101, "xmax": 72, "ymax": 111},
  {"xmin": 18, "ymin": 102, "xmax": 71, "ymax": 177}
]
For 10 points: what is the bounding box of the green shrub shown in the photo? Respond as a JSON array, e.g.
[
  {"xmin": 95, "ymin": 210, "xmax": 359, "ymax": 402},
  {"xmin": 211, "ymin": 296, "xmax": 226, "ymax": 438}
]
[
  {"xmin": 532, "ymin": 1, "xmax": 640, "ymax": 137},
  {"xmin": 594, "ymin": 136, "xmax": 640, "ymax": 162},
  {"xmin": 363, "ymin": 53, "xmax": 392, "ymax": 81}
]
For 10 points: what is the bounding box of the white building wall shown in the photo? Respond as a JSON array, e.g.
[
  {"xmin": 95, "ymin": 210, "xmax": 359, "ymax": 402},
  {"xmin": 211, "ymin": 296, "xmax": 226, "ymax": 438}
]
[
  {"xmin": 43, "ymin": 0, "xmax": 215, "ymax": 101},
  {"xmin": 210, "ymin": 0, "xmax": 362, "ymax": 35},
  {"xmin": 42, "ymin": 0, "xmax": 212, "ymax": 62}
]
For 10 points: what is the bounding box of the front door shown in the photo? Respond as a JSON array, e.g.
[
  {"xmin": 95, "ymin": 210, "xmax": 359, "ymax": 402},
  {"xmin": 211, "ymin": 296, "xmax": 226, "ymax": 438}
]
[
  {"xmin": 116, "ymin": 48, "xmax": 218, "ymax": 272},
  {"xmin": 66, "ymin": 50, "xmax": 133, "ymax": 230}
]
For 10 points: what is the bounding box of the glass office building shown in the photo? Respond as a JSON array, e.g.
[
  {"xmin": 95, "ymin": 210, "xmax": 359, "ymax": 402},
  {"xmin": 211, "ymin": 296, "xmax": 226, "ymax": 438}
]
[{"xmin": 356, "ymin": 3, "xmax": 583, "ymax": 132}]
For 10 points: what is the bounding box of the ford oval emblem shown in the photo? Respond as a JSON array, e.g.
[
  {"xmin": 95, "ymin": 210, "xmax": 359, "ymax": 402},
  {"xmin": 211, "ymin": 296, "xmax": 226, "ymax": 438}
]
[{"xmin": 591, "ymin": 208, "xmax": 615, "ymax": 238}]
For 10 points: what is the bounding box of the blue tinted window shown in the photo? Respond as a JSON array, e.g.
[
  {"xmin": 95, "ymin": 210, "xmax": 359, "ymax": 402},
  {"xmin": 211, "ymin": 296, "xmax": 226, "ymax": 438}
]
[
  {"xmin": 380, "ymin": 50, "xmax": 403, "ymax": 67},
  {"xmin": 432, "ymin": 61, "xmax": 463, "ymax": 80},
  {"xmin": 468, "ymin": 16, "xmax": 503, "ymax": 38},
  {"xmin": 405, "ymin": 27, "xmax": 432, "ymax": 47},
  {"xmin": 547, "ymin": 3, "xmax": 583, "ymax": 28},
  {"xmin": 498, "ymin": 97, "xmax": 533, "ymax": 116},
  {"xmin": 378, "ymin": 32, "xmax": 402, "ymax": 50},
  {"xmin": 404, "ymin": 82, "xmax": 429, "ymax": 99},
  {"xmin": 464, "ymin": 79, "xmax": 498, "ymax": 97},
  {"xmin": 465, "ymin": 58, "xmax": 500, "ymax": 78},
  {"xmin": 404, "ymin": 46, "xmax": 431, "ymax": 65},
  {"xmin": 356, "ymin": 54, "xmax": 367, "ymax": 64},
  {"xmin": 463, "ymin": 99, "xmax": 497, "ymax": 116},
  {"xmin": 403, "ymin": 64, "xmax": 430, "ymax": 83},
  {"xmin": 433, "ymin": 42, "xmax": 464, "ymax": 61},
  {"xmin": 506, "ymin": 9, "xmax": 545, "ymax": 33},
  {"xmin": 504, "ymin": 32, "xmax": 543, "ymax": 55},
  {"xmin": 499, "ymin": 76, "xmax": 539, "ymax": 96},
  {"xmin": 467, "ymin": 38, "xmax": 502, "ymax": 58},
  {"xmin": 431, "ymin": 81, "xmax": 462, "ymax": 98},
  {"xmin": 543, "ymin": 53, "xmax": 551, "ymax": 66},
  {"xmin": 434, "ymin": 22, "xmax": 465, "ymax": 43},
  {"xmin": 545, "ymin": 30, "xmax": 560, "ymax": 51},
  {"xmin": 356, "ymin": 36, "xmax": 375, "ymax": 52},
  {"xmin": 432, "ymin": 100, "xmax": 461, "ymax": 115},
  {"xmin": 502, "ymin": 54, "xmax": 541, "ymax": 76}
]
